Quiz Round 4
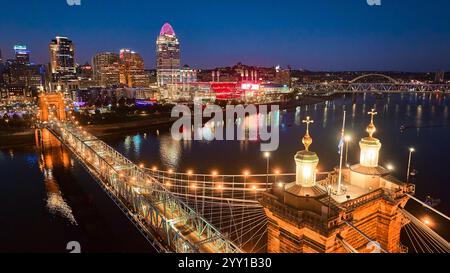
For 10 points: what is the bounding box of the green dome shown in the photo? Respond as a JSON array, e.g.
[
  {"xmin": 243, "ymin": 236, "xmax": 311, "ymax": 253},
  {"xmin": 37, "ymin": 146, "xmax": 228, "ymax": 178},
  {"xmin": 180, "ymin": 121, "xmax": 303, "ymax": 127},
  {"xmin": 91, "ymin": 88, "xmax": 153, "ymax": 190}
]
[
  {"xmin": 360, "ymin": 137, "xmax": 381, "ymax": 146},
  {"xmin": 294, "ymin": 150, "xmax": 319, "ymax": 163}
]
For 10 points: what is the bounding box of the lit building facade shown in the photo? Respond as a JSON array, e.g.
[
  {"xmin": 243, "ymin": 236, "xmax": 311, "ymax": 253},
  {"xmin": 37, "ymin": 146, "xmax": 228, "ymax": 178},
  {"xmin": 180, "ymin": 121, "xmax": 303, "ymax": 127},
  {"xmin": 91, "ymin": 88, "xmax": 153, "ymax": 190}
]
[
  {"xmin": 261, "ymin": 112, "xmax": 415, "ymax": 253},
  {"xmin": 119, "ymin": 49, "xmax": 149, "ymax": 88},
  {"xmin": 156, "ymin": 22, "xmax": 180, "ymax": 86},
  {"xmin": 14, "ymin": 45, "xmax": 30, "ymax": 65},
  {"xmin": 1, "ymin": 45, "xmax": 44, "ymax": 101},
  {"xmin": 92, "ymin": 52, "xmax": 121, "ymax": 87},
  {"xmin": 49, "ymin": 36, "xmax": 76, "ymax": 81}
]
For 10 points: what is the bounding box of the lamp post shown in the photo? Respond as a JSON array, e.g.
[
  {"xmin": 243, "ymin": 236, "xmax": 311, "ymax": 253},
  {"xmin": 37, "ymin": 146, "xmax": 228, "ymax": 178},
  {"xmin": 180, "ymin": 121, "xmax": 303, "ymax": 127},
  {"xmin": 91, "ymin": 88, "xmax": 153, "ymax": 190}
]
[
  {"xmin": 264, "ymin": 152, "xmax": 270, "ymax": 191},
  {"xmin": 187, "ymin": 170, "xmax": 193, "ymax": 202},
  {"xmin": 344, "ymin": 135, "xmax": 351, "ymax": 167},
  {"xmin": 407, "ymin": 147, "xmax": 415, "ymax": 183}
]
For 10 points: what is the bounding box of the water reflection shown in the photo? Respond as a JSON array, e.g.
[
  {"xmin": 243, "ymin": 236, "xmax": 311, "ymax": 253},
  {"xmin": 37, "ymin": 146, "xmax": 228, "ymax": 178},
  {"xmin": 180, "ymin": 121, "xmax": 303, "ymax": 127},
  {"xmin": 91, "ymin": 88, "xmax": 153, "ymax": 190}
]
[
  {"xmin": 110, "ymin": 94, "xmax": 450, "ymax": 214},
  {"xmin": 36, "ymin": 129, "xmax": 77, "ymax": 226},
  {"xmin": 159, "ymin": 134, "xmax": 182, "ymax": 169}
]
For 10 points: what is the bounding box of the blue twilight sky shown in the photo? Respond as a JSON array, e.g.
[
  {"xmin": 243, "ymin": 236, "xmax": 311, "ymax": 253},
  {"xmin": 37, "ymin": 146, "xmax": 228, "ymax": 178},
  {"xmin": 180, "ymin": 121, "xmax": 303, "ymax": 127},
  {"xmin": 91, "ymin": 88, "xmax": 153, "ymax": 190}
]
[{"xmin": 0, "ymin": 0, "xmax": 449, "ymax": 72}]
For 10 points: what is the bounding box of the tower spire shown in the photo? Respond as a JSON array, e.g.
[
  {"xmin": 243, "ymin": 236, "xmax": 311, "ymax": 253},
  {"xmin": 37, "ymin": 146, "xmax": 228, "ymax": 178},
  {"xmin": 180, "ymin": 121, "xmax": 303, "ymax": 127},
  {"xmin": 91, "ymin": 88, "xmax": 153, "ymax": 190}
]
[
  {"xmin": 302, "ymin": 116, "xmax": 314, "ymax": 151},
  {"xmin": 366, "ymin": 108, "xmax": 378, "ymax": 138}
]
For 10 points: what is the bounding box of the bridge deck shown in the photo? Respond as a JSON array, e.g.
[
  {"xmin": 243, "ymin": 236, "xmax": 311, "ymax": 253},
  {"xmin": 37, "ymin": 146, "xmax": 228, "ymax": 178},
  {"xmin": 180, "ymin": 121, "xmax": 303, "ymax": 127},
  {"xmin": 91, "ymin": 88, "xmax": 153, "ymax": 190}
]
[{"xmin": 44, "ymin": 122, "xmax": 241, "ymax": 253}]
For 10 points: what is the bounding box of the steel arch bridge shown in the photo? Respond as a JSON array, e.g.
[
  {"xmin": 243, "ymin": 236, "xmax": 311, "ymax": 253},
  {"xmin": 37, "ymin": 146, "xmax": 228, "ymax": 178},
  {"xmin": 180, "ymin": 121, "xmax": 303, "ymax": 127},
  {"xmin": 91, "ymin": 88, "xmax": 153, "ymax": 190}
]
[
  {"xmin": 296, "ymin": 73, "xmax": 450, "ymax": 95},
  {"xmin": 349, "ymin": 73, "xmax": 399, "ymax": 84}
]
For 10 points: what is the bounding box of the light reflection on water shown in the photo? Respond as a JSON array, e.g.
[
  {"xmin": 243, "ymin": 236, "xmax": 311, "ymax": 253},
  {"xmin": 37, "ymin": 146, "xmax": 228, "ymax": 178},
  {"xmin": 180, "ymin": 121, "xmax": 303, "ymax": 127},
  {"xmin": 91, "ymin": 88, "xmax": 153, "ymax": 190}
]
[
  {"xmin": 109, "ymin": 94, "xmax": 450, "ymax": 216},
  {"xmin": 43, "ymin": 169, "xmax": 77, "ymax": 226}
]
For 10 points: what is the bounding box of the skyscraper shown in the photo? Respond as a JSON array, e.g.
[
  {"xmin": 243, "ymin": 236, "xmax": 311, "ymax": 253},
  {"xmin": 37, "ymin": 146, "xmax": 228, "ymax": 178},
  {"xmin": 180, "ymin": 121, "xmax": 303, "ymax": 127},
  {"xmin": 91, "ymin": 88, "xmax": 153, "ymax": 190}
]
[
  {"xmin": 14, "ymin": 45, "xmax": 30, "ymax": 65},
  {"xmin": 156, "ymin": 22, "xmax": 180, "ymax": 86},
  {"xmin": 92, "ymin": 52, "xmax": 121, "ymax": 87},
  {"xmin": 119, "ymin": 49, "xmax": 149, "ymax": 88},
  {"xmin": 49, "ymin": 36, "xmax": 76, "ymax": 81},
  {"xmin": 1, "ymin": 45, "xmax": 43, "ymax": 100}
]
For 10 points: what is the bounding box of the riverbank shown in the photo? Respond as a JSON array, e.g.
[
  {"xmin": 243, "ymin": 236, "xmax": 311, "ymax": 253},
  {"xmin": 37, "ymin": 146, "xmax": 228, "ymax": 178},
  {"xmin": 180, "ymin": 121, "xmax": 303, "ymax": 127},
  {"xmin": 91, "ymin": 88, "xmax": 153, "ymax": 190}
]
[
  {"xmin": 0, "ymin": 96, "xmax": 328, "ymax": 148},
  {"xmin": 85, "ymin": 96, "xmax": 327, "ymax": 137},
  {"xmin": 0, "ymin": 129, "xmax": 35, "ymax": 149}
]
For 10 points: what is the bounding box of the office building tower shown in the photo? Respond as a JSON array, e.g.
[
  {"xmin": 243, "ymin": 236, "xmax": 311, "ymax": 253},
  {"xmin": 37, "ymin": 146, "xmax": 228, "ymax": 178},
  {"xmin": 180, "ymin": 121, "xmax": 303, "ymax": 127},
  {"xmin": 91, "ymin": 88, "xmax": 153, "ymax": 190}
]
[
  {"xmin": 92, "ymin": 52, "xmax": 121, "ymax": 87},
  {"xmin": 119, "ymin": 49, "xmax": 149, "ymax": 88},
  {"xmin": 49, "ymin": 36, "xmax": 76, "ymax": 81},
  {"xmin": 156, "ymin": 22, "xmax": 180, "ymax": 86}
]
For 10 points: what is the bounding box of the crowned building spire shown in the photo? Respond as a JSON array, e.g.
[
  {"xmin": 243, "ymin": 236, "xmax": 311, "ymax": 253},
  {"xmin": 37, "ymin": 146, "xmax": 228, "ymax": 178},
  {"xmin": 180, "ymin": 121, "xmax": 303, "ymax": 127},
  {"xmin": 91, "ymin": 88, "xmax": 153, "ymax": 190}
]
[
  {"xmin": 366, "ymin": 108, "xmax": 378, "ymax": 138},
  {"xmin": 293, "ymin": 116, "xmax": 319, "ymax": 187},
  {"xmin": 359, "ymin": 108, "xmax": 382, "ymax": 167},
  {"xmin": 302, "ymin": 116, "xmax": 314, "ymax": 151}
]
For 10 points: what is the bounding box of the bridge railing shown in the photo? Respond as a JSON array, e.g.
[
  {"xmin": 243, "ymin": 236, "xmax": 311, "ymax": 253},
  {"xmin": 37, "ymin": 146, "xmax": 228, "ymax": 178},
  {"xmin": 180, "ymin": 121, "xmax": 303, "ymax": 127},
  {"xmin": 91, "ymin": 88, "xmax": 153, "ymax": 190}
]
[
  {"xmin": 295, "ymin": 83, "xmax": 450, "ymax": 95},
  {"xmin": 46, "ymin": 121, "xmax": 242, "ymax": 253}
]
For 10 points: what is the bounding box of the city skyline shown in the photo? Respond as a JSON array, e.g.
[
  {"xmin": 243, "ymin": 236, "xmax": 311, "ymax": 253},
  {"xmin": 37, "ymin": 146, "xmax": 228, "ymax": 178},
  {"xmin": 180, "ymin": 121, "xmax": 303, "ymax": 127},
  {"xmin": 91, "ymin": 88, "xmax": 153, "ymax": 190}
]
[{"xmin": 1, "ymin": 0, "xmax": 450, "ymax": 72}]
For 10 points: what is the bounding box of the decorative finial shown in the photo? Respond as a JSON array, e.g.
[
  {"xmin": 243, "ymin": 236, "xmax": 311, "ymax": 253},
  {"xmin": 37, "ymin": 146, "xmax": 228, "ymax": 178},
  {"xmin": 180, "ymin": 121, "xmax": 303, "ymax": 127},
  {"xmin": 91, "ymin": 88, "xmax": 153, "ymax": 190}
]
[
  {"xmin": 366, "ymin": 108, "xmax": 378, "ymax": 138},
  {"xmin": 302, "ymin": 116, "xmax": 314, "ymax": 151}
]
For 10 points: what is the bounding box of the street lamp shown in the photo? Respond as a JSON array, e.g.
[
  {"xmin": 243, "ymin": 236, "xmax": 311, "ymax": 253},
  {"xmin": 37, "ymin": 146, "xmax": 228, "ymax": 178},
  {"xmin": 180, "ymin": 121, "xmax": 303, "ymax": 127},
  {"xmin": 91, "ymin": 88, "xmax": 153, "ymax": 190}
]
[
  {"xmin": 407, "ymin": 147, "xmax": 415, "ymax": 183},
  {"xmin": 263, "ymin": 152, "xmax": 270, "ymax": 191},
  {"xmin": 187, "ymin": 170, "xmax": 193, "ymax": 200},
  {"xmin": 242, "ymin": 170, "xmax": 249, "ymax": 201},
  {"xmin": 274, "ymin": 169, "xmax": 280, "ymax": 187},
  {"xmin": 344, "ymin": 135, "xmax": 352, "ymax": 167}
]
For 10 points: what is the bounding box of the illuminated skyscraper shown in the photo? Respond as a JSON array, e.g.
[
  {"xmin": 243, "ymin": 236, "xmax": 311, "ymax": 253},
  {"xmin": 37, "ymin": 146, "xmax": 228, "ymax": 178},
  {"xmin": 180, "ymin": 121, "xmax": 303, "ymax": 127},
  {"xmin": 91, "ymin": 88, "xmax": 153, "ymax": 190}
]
[
  {"xmin": 49, "ymin": 36, "xmax": 76, "ymax": 81},
  {"xmin": 14, "ymin": 45, "xmax": 30, "ymax": 65},
  {"xmin": 1, "ymin": 45, "xmax": 43, "ymax": 100},
  {"xmin": 119, "ymin": 49, "xmax": 149, "ymax": 88},
  {"xmin": 156, "ymin": 22, "xmax": 180, "ymax": 86},
  {"xmin": 92, "ymin": 52, "xmax": 121, "ymax": 87}
]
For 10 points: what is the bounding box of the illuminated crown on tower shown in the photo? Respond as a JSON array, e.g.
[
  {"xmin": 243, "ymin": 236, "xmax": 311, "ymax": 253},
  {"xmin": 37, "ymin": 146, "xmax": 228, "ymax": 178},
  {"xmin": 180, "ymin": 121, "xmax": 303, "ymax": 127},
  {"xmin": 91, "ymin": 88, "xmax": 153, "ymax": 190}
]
[
  {"xmin": 294, "ymin": 116, "xmax": 319, "ymax": 187},
  {"xmin": 359, "ymin": 109, "xmax": 382, "ymax": 167}
]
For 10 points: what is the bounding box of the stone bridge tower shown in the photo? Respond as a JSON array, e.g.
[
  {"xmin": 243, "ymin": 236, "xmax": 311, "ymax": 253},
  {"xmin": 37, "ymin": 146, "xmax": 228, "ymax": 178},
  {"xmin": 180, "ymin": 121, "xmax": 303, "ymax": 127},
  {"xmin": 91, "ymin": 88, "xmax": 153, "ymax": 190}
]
[{"xmin": 38, "ymin": 92, "xmax": 66, "ymax": 122}]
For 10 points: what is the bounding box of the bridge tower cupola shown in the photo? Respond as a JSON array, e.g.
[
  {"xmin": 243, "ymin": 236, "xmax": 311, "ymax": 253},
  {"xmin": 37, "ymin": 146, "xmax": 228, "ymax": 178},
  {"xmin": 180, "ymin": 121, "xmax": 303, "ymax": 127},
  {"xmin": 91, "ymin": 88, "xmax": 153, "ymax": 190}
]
[
  {"xmin": 294, "ymin": 116, "xmax": 319, "ymax": 187},
  {"xmin": 359, "ymin": 109, "xmax": 381, "ymax": 167}
]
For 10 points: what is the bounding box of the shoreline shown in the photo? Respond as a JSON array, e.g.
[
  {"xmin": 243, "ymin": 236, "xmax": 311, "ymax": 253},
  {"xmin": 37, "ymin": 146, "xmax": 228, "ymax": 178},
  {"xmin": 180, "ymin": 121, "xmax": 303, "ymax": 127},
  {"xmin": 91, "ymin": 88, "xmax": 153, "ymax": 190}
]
[
  {"xmin": 0, "ymin": 96, "xmax": 328, "ymax": 148},
  {"xmin": 86, "ymin": 96, "xmax": 327, "ymax": 138}
]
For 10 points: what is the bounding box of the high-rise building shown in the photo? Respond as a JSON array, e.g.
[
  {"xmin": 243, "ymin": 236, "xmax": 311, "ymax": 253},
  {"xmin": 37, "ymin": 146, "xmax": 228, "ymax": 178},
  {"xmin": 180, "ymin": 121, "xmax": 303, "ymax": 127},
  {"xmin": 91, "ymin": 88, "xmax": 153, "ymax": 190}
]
[
  {"xmin": 0, "ymin": 49, "xmax": 4, "ymax": 83},
  {"xmin": 1, "ymin": 46, "xmax": 44, "ymax": 101},
  {"xmin": 92, "ymin": 52, "xmax": 121, "ymax": 87},
  {"xmin": 156, "ymin": 22, "xmax": 180, "ymax": 86},
  {"xmin": 14, "ymin": 45, "xmax": 30, "ymax": 64},
  {"xmin": 119, "ymin": 49, "xmax": 149, "ymax": 88},
  {"xmin": 77, "ymin": 62, "xmax": 93, "ymax": 80},
  {"xmin": 49, "ymin": 36, "xmax": 76, "ymax": 81}
]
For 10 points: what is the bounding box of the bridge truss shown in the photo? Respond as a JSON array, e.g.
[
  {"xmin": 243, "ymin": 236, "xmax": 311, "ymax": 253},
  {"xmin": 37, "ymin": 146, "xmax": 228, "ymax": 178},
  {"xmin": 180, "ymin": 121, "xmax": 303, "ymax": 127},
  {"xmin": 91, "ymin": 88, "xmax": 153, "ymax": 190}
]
[
  {"xmin": 296, "ymin": 83, "xmax": 450, "ymax": 96},
  {"xmin": 44, "ymin": 121, "xmax": 241, "ymax": 253},
  {"xmin": 40, "ymin": 117, "xmax": 450, "ymax": 253}
]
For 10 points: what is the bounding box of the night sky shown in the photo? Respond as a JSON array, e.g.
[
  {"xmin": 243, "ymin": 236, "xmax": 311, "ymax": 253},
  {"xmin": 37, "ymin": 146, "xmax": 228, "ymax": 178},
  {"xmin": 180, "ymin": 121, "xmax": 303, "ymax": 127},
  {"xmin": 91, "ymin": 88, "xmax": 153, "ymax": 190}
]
[{"xmin": 1, "ymin": 0, "xmax": 449, "ymax": 71}]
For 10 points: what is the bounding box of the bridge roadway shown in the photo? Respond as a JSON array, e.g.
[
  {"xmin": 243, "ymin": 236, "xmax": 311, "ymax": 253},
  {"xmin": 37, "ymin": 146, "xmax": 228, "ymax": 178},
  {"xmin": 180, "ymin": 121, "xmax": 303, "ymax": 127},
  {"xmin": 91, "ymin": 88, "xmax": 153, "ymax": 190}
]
[
  {"xmin": 295, "ymin": 82, "xmax": 450, "ymax": 96},
  {"xmin": 43, "ymin": 120, "xmax": 241, "ymax": 253}
]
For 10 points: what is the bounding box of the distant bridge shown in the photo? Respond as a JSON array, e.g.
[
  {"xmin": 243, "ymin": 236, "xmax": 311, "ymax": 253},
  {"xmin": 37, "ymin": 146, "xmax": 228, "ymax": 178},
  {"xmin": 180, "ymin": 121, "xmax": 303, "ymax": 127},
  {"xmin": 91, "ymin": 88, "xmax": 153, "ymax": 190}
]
[{"xmin": 296, "ymin": 73, "xmax": 450, "ymax": 95}]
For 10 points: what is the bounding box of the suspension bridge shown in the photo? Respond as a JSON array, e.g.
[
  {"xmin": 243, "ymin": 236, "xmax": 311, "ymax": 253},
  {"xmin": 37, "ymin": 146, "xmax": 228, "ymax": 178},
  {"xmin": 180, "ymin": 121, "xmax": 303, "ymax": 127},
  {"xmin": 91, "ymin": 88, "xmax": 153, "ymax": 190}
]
[{"xmin": 36, "ymin": 92, "xmax": 450, "ymax": 253}]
